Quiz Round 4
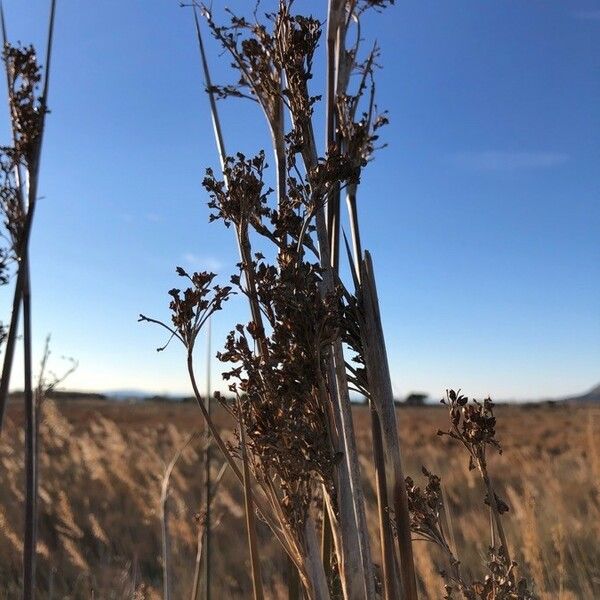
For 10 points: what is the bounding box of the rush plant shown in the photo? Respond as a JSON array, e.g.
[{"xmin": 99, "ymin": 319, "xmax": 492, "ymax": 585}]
[
  {"xmin": 0, "ymin": 2, "xmax": 57, "ymax": 598},
  {"xmin": 143, "ymin": 1, "xmax": 415, "ymax": 598},
  {"xmin": 143, "ymin": 2, "xmax": 538, "ymax": 599}
]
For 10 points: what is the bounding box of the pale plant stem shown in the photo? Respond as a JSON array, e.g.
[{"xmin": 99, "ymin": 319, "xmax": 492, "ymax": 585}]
[
  {"xmin": 304, "ymin": 518, "xmax": 332, "ymax": 600},
  {"xmin": 370, "ymin": 403, "xmax": 399, "ymax": 600},
  {"xmin": 22, "ymin": 0, "xmax": 56, "ymax": 579},
  {"xmin": 346, "ymin": 186, "xmax": 403, "ymax": 600},
  {"xmin": 22, "ymin": 260, "xmax": 36, "ymax": 600},
  {"xmin": 479, "ymin": 463, "xmax": 511, "ymax": 563},
  {"xmin": 326, "ymin": 0, "xmax": 343, "ymax": 271},
  {"xmin": 360, "ymin": 251, "xmax": 418, "ymax": 600},
  {"xmin": 203, "ymin": 318, "xmax": 211, "ymax": 600},
  {"xmin": 190, "ymin": 463, "xmax": 227, "ymax": 600},
  {"xmin": 237, "ymin": 401, "xmax": 265, "ymax": 600}
]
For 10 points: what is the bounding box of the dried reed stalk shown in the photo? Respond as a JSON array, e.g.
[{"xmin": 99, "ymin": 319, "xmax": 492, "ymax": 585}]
[
  {"xmin": 0, "ymin": 4, "xmax": 56, "ymax": 598},
  {"xmin": 147, "ymin": 2, "xmax": 418, "ymax": 598},
  {"xmin": 237, "ymin": 399, "xmax": 265, "ymax": 600},
  {"xmin": 190, "ymin": 462, "xmax": 227, "ymax": 600},
  {"xmin": 202, "ymin": 318, "xmax": 212, "ymax": 600},
  {"xmin": 360, "ymin": 251, "xmax": 418, "ymax": 599}
]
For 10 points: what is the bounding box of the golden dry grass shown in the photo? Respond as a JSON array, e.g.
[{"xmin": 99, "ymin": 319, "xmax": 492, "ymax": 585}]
[{"xmin": 1, "ymin": 399, "xmax": 598, "ymax": 598}]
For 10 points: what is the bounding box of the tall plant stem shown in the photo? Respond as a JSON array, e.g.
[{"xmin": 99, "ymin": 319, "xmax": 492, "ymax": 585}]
[
  {"xmin": 326, "ymin": 0, "xmax": 343, "ymax": 272},
  {"xmin": 190, "ymin": 462, "xmax": 227, "ymax": 600},
  {"xmin": 0, "ymin": 0, "xmax": 56, "ymax": 434},
  {"xmin": 193, "ymin": 7, "xmax": 227, "ymax": 173},
  {"xmin": 0, "ymin": 262, "xmax": 23, "ymax": 430},
  {"xmin": 479, "ymin": 463, "xmax": 511, "ymax": 564},
  {"xmin": 360, "ymin": 251, "xmax": 418, "ymax": 600},
  {"xmin": 160, "ymin": 435, "xmax": 195, "ymax": 600},
  {"xmin": 0, "ymin": 2, "xmax": 25, "ymax": 431},
  {"xmin": 202, "ymin": 319, "xmax": 212, "ymax": 600},
  {"xmin": 370, "ymin": 403, "xmax": 398, "ymax": 600},
  {"xmin": 22, "ymin": 261, "xmax": 36, "ymax": 600},
  {"xmin": 194, "ymin": 8, "xmax": 269, "ymax": 361},
  {"xmin": 346, "ymin": 191, "xmax": 403, "ymax": 600},
  {"xmin": 299, "ymin": 113, "xmax": 375, "ymax": 598},
  {"xmin": 237, "ymin": 401, "xmax": 265, "ymax": 600},
  {"xmin": 320, "ymin": 495, "xmax": 333, "ymax": 582}
]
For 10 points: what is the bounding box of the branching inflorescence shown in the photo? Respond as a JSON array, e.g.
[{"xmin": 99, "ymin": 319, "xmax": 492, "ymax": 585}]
[
  {"xmin": 394, "ymin": 391, "xmax": 537, "ymax": 600},
  {"xmin": 143, "ymin": 3, "xmax": 538, "ymax": 600}
]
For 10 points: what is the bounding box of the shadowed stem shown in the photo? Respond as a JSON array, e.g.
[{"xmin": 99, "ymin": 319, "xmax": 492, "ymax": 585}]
[
  {"xmin": 237, "ymin": 399, "xmax": 265, "ymax": 600},
  {"xmin": 478, "ymin": 462, "xmax": 511, "ymax": 564},
  {"xmin": 370, "ymin": 402, "xmax": 399, "ymax": 600},
  {"xmin": 190, "ymin": 463, "xmax": 227, "ymax": 600},
  {"xmin": 22, "ymin": 260, "xmax": 36, "ymax": 600}
]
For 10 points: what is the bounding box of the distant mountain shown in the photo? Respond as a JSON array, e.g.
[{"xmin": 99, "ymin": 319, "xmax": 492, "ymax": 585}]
[
  {"xmin": 104, "ymin": 390, "xmax": 193, "ymax": 402},
  {"xmin": 104, "ymin": 389, "xmax": 152, "ymax": 400},
  {"xmin": 564, "ymin": 383, "xmax": 600, "ymax": 404}
]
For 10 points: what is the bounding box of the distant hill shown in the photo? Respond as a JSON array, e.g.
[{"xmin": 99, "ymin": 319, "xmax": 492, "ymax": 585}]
[
  {"xmin": 564, "ymin": 383, "xmax": 600, "ymax": 404},
  {"xmin": 9, "ymin": 390, "xmax": 107, "ymax": 402}
]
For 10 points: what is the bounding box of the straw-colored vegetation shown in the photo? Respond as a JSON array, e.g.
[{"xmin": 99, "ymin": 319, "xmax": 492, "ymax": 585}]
[{"xmin": 0, "ymin": 399, "xmax": 598, "ymax": 598}]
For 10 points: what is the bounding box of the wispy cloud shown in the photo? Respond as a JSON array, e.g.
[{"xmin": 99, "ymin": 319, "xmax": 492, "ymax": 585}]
[
  {"xmin": 448, "ymin": 151, "xmax": 569, "ymax": 172},
  {"xmin": 573, "ymin": 9, "xmax": 600, "ymax": 21},
  {"xmin": 181, "ymin": 252, "xmax": 223, "ymax": 272}
]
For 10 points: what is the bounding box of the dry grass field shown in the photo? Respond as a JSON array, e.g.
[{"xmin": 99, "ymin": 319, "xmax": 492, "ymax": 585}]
[{"xmin": 1, "ymin": 399, "xmax": 598, "ymax": 599}]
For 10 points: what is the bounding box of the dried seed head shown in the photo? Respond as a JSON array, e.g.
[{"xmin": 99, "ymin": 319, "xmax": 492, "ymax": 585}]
[
  {"xmin": 203, "ymin": 151, "xmax": 272, "ymax": 228},
  {"xmin": 439, "ymin": 390, "xmax": 502, "ymax": 461},
  {"xmin": 3, "ymin": 44, "xmax": 44, "ymax": 166},
  {"xmin": 168, "ymin": 268, "xmax": 232, "ymax": 350}
]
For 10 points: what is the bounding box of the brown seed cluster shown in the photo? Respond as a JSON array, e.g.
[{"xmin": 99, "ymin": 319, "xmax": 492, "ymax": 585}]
[
  {"xmin": 168, "ymin": 268, "xmax": 232, "ymax": 350},
  {"xmin": 443, "ymin": 546, "xmax": 536, "ymax": 600},
  {"xmin": 405, "ymin": 467, "xmax": 447, "ymax": 548},
  {"xmin": 438, "ymin": 390, "xmax": 502, "ymax": 468},
  {"xmin": 3, "ymin": 44, "xmax": 44, "ymax": 166},
  {"xmin": 204, "ymin": 152, "xmax": 271, "ymax": 229},
  {"xmin": 212, "ymin": 204, "xmax": 341, "ymax": 525},
  {"xmin": 0, "ymin": 43, "xmax": 46, "ymax": 352}
]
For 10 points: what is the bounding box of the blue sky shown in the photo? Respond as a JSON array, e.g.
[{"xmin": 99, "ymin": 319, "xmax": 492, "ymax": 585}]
[{"xmin": 1, "ymin": 0, "xmax": 598, "ymax": 400}]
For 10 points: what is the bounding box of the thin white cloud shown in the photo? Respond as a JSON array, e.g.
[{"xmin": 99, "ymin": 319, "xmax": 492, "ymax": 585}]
[
  {"xmin": 573, "ymin": 9, "xmax": 600, "ymax": 20},
  {"xmin": 181, "ymin": 252, "xmax": 223, "ymax": 272},
  {"xmin": 449, "ymin": 151, "xmax": 569, "ymax": 171}
]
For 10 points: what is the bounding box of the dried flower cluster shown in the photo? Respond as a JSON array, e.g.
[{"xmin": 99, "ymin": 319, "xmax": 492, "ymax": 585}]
[
  {"xmin": 438, "ymin": 390, "xmax": 502, "ymax": 469},
  {"xmin": 405, "ymin": 467, "xmax": 448, "ymax": 549},
  {"xmin": 4, "ymin": 44, "xmax": 44, "ymax": 165},
  {"xmin": 0, "ymin": 43, "xmax": 45, "ymax": 358},
  {"xmin": 0, "ymin": 43, "xmax": 45, "ymax": 294},
  {"xmin": 396, "ymin": 392, "xmax": 537, "ymax": 599},
  {"xmin": 139, "ymin": 267, "xmax": 232, "ymax": 353},
  {"xmin": 443, "ymin": 547, "xmax": 536, "ymax": 600}
]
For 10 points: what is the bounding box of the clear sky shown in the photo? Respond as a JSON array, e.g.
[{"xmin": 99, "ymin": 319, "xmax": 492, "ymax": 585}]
[{"xmin": 1, "ymin": 0, "xmax": 598, "ymax": 401}]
